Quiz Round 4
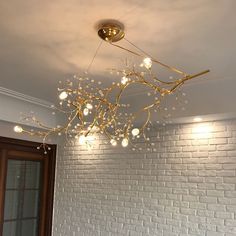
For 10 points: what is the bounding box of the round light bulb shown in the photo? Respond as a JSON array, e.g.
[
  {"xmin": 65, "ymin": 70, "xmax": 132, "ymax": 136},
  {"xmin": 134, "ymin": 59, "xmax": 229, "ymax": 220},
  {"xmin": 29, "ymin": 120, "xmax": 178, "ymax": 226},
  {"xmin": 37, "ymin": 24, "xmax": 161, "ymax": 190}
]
[
  {"xmin": 14, "ymin": 125, "xmax": 23, "ymax": 133},
  {"xmin": 59, "ymin": 91, "xmax": 68, "ymax": 100},
  {"xmin": 86, "ymin": 103, "xmax": 93, "ymax": 110},
  {"xmin": 78, "ymin": 135, "xmax": 86, "ymax": 145},
  {"xmin": 110, "ymin": 139, "xmax": 117, "ymax": 146},
  {"xmin": 131, "ymin": 128, "xmax": 140, "ymax": 136},
  {"xmin": 83, "ymin": 108, "xmax": 89, "ymax": 116},
  {"xmin": 121, "ymin": 76, "xmax": 129, "ymax": 85},
  {"xmin": 143, "ymin": 57, "xmax": 152, "ymax": 69},
  {"xmin": 121, "ymin": 138, "xmax": 129, "ymax": 147}
]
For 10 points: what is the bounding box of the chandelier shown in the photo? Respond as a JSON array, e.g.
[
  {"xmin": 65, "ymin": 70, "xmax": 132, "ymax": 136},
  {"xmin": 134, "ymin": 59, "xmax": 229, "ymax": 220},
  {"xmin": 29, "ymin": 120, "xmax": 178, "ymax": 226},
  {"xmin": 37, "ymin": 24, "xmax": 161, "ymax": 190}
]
[{"xmin": 14, "ymin": 20, "xmax": 209, "ymax": 153}]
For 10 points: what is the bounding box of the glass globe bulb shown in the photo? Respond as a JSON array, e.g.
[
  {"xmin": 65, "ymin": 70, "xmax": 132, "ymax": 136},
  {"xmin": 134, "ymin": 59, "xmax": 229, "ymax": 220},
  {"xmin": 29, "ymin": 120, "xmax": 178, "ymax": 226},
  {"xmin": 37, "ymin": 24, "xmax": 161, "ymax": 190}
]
[
  {"xmin": 110, "ymin": 139, "xmax": 117, "ymax": 146},
  {"xmin": 121, "ymin": 76, "xmax": 129, "ymax": 85},
  {"xmin": 83, "ymin": 108, "xmax": 89, "ymax": 116},
  {"xmin": 86, "ymin": 103, "xmax": 93, "ymax": 110},
  {"xmin": 59, "ymin": 91, "xmax": 68, "ymax": 100},
  {"xmin": 121, "ymin": 138, "xmax": 129, "ymax": 147},
  {"xmin": 14, "ymin": 125, "xmax": 23, "ymax": 133},
  {"xmin": 78, "ymin": 135, "xmax": 86, "ymax": 145},
  {"xmin": 143, "ymin": 57, "xmax": 152, "ymax": 69},
  {"xmin": 131, "ymin": 128, "xmax": 140, "ymax": 136}
]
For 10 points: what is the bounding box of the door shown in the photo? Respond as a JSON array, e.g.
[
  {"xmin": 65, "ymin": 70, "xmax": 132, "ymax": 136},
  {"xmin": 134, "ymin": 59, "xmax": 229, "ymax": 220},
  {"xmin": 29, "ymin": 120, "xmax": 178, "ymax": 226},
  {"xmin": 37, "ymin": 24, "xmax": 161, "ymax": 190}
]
[{"xmin": 0, "ymin": 137, "xmax": 56, "ymax": 236}]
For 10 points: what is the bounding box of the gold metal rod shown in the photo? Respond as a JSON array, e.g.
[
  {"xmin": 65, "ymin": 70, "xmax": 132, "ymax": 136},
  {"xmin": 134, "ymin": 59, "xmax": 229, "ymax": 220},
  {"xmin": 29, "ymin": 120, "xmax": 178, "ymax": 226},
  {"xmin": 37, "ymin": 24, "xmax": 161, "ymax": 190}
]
[
  {"xmin": 111, "ymin": 40, "xmax": 186, "ymax": 76},
  {"xmin": 185, "ymin": 69, "xmax": 210, "ymax": 80},
  {"xmin": 124, "ymin": 37, "xmax": 186, "ymax": 76},
  {"xmin": 151, "ymin": 58, "xmax": 186, "ymax": 76},
  {"xmin": 110, "ymin": 42, "xmax": 141, "ymax": 57},
  {"xmin": 170, "ymin": 69, "xmax": 210, "ymax": 93}
]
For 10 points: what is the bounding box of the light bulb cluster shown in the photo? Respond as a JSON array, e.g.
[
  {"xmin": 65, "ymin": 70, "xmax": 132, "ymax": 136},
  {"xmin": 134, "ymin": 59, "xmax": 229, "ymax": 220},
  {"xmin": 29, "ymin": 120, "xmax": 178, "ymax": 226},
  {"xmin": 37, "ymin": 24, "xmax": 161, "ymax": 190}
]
[{"xmin": 13, "ymin": 45, "xmax": 209, "ymax": 153}]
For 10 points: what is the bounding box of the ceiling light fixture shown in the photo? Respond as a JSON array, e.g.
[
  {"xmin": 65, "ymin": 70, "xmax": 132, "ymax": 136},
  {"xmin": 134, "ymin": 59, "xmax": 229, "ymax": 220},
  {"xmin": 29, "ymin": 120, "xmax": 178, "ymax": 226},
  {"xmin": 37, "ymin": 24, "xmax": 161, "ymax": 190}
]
[{"xmin": 14, "ymin": 20, "xmax": 210, "ymax": 153}]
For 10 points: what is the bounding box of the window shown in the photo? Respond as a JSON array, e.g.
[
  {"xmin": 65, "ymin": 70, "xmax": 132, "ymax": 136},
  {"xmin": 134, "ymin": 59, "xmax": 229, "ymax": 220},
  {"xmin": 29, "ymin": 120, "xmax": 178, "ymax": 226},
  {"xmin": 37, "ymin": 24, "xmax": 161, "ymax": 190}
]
[{"xmin": 0, "ymin": 137, "xmax": 56, "ymax": 236}]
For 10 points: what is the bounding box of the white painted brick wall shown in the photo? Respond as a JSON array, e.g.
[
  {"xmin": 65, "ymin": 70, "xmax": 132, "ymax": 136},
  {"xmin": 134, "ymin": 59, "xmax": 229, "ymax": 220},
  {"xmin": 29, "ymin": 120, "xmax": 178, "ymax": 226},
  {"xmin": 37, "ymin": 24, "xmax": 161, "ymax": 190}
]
[{"xmin": 52, "ymin": 120, "xmax": 236, "ymax": 236}]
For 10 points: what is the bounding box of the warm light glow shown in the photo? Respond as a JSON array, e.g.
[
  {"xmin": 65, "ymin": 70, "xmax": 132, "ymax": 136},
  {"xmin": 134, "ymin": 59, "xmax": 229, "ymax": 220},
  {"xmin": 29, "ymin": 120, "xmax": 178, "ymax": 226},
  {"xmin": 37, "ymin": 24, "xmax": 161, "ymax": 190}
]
[
  {"xmin": 86, "ymin": 135, "xmax": 95, "ymax": 142},
  {"xmin": 76, "ymin": 134, "xmax": 95, "ymax": 145},
  {"xmin": 121, "ymin": 76, "xmax": 129, "ymax": 85},
  {"xmin": 193, "ymin": 117, "xmax": 202, "ymax": 122},
  {"xmin": 83, "ymin": 108, "xmax": 89, "ymax": 116},
  {"xmin": 121, "ymin": 138, "xmax": 129, "ymax": 147},
  {"xmin": 110, "ymin": 139, "xmax": 117, "ymax": 146},
  {"xmin": 86, "ymin": 103, "xmax": 93, "ymax": 110},
  {"xmin": 143, "ymin": 57, "xmax": 152, "ymax": 69},
  {"xmin": 13, "ymin": 23, "xmax": 209, "ymax": 154},
  {"xmin": 78, "ymin": 135, "xmax": 86, "ymax": 145},
  {"xmin": 59, "ymin": 91, "xmax": 68, "ymax": 100},
  {"xmin": 192, "ymin": 124, "xmax": 212, "ymax": 139},
  {"xmin": 131, "ymin": 128, "xmax": 140, "ymax": 136},
  {"xmin": 14, "ymin": 125, "xmax": 23, "ymax": 133}
]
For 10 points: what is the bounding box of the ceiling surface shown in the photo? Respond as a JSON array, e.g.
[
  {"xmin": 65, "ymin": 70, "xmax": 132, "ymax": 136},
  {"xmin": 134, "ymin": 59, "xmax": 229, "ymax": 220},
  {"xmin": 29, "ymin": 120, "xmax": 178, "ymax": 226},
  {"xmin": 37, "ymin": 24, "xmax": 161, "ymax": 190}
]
[{"xmin": 0, "ymin": 0, "xmax": 236, "ymax": 120}]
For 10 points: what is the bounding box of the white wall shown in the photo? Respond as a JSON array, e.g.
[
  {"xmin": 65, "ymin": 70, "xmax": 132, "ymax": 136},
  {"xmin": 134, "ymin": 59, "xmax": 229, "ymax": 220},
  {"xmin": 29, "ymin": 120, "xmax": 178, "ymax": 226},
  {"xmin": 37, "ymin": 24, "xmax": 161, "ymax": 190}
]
[
  {"xmin": 53, "ymin": 120, "xmax": 236, "ymax": 236},
  {"xmin": 0, "ymin": 120, "xmax": 43, "ymax": 142},
  {"xmin": 0, "ymin": 88, "xmax": 56, "ymax": 127},
  {"xmin": 0, "ymin": 88, "xmax": 59, "ymax": 143}
]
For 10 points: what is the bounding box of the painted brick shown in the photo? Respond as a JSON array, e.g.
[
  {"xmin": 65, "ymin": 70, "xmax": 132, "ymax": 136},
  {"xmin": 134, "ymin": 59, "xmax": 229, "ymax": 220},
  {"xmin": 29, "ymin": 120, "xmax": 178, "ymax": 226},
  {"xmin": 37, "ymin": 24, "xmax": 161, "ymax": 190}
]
[{"xmin": 52, "ymin": 120, "xmax": 236, "ymax": 236}]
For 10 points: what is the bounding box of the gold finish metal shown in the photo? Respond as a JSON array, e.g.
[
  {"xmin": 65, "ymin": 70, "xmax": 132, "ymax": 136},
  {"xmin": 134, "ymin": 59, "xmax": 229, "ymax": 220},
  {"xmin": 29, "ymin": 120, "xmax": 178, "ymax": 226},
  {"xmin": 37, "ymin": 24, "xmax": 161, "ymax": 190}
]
[
  {"xmin": 98, "ymin": 22, "xmax": 125, "ymax": 42},
  {"xmin": 16, "ymin": 67, "xmax": 209, "ymax": 152},
  {"xmin": 15, "ymin": 20, "xmax": 210, "ymax": 152}
]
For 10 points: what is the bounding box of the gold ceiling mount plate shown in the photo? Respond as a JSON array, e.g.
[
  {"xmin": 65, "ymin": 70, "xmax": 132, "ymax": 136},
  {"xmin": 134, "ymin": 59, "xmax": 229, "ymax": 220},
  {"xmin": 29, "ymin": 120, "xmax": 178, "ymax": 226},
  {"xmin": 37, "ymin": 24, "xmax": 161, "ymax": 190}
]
[{"xmin": 97, "ymin": 20, "xmax": 125, "ymax": 42}]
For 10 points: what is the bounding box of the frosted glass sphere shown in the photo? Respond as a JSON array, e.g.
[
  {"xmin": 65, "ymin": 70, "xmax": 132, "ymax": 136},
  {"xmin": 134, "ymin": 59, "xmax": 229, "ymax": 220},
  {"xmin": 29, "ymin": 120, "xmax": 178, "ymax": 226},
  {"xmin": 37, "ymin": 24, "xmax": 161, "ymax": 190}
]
[
  {"xmin": 131, "ymin": 128, "xmax": 140, "ymax": 136},
  {"xmin": 121, "ymin": 76, "xmax": 129, "ymax": 85},
  {"xmin": 14, "ymin": 126, "xmax": 23, "ymax": 133},
  {"xmin": 83, "ymin": 108, "xmax": 89, "ymax": 116},
  {"xmin": 143, "ymin": 57, "xmax": 152, "ymax": 69},
  {"xmin": 59, "ymin": 91, "xmax": 68, "ymax": 100},
  {"xmin": 86, "ymin": 103, "xmax": 93, "ymax": 110},
  {"xmin": 121, "ymin": 138, "xmax": 129, "ymax": 147}
]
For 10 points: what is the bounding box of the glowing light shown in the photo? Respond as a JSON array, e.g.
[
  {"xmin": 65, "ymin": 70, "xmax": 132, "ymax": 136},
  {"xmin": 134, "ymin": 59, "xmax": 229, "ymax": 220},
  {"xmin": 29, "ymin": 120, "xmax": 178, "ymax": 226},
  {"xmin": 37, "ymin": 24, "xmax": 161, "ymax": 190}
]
[
  {"xmin": 78, "ymin": 135, "xmax": 86, "ymax": 145},
  {"xmin": 83, "ymin": 108, "xmax": 89, "ymax": 116},
  {"xmin": 110, "ymin": 139, "xmax": 117, "ymax": 146},
  {"xmin": 121, "ymin": 76, "xmax": 129, "ymax": 85},
  {"xmin": 131, "ymin": 128, "xmax": 140, "ymax": 136},
  {"xmin": 86, "ymin": 135, "xmax": 95, "ymax": 142},
  {"xmin": 193, "ymin": 117, "xmax": 202, "ymax": 122},
  {"xmin": 86, "ymin": 103, "xmax": 93, "ymax": 110},
  {"xmin": 59, "ymin": 91, "xmax": 68, "ymax": 100},
  {"xmin": 121, "ymin": 138, "xmax": 129, "ymax": 147},
  {"xmin": 143, "ymin": 57, "xmax": 152, "ymax": 69},
  {"xmin": 192, "ymin": 124, "xmax": 212, "ymax": 139},
  {"xmin": 14, "ymin": 126, "xmax": 23, "ymax": 133},
  {"xmin": 76, "ymin": 134, "xmax": 95, "ymax": 145},
  {"xmin": 13, "ymin": 26, "xmax": 210, "ymax": 154}
]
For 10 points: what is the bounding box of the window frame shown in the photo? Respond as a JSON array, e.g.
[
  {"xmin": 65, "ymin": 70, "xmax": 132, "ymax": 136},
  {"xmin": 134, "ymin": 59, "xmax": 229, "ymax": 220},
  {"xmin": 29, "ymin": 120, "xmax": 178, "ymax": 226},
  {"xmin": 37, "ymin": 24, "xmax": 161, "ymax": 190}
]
[{"xmin": 0, "ymin": 136, "xmax": 56, "ymax": 236}]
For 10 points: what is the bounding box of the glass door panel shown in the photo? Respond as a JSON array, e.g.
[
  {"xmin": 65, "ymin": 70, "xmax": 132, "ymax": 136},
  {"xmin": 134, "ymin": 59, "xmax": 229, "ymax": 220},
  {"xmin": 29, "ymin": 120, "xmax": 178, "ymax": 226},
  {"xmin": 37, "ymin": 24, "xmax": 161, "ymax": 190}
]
[{"xmin": 3, "ymin": 159, "xmax": 42, "ymax": 236}]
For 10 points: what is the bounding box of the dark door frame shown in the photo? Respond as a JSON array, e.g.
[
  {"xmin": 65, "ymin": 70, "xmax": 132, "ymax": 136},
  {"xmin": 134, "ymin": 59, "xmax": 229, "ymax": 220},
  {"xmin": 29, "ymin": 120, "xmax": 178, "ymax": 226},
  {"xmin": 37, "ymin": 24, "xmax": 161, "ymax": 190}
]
[{"xmin": 0, "ymin": 136, "xmax": 56, "ymax": 236}]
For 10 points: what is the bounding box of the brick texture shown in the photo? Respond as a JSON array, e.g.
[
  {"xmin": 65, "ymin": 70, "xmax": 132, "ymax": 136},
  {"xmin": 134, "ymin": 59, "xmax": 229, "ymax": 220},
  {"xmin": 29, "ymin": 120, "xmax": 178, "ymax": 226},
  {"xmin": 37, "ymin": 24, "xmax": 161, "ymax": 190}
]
[{"xmin": 52, "ymin": 120, "xmax": 236, "ymax": 236}]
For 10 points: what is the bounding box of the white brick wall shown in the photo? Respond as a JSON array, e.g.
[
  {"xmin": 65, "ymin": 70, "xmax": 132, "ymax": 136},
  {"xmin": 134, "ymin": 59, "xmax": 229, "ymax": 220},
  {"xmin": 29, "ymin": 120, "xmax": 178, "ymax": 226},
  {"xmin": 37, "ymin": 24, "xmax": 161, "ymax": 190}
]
[{"xmin": 52, "ymin": 120, "xmax": 236, "ymax": 236}]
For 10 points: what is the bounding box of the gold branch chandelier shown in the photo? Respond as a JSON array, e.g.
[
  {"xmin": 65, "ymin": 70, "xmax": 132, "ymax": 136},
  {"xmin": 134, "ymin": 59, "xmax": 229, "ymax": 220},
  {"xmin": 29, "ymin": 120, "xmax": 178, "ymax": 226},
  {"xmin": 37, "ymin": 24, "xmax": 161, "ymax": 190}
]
[{"xmin": 14, "ymin": 20, "xmax": 209, "ymax": 153}]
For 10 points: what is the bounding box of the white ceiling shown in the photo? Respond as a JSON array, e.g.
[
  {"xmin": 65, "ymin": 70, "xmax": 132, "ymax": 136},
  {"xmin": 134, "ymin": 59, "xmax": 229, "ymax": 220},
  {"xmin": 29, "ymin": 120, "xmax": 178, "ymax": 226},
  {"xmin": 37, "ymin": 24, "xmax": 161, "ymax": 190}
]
[{"xmin": 0, "ymin": 0, "xmax": 236, "ymax": 120}]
